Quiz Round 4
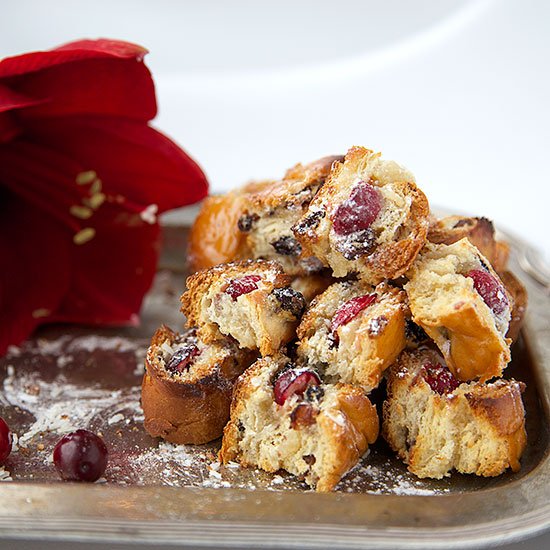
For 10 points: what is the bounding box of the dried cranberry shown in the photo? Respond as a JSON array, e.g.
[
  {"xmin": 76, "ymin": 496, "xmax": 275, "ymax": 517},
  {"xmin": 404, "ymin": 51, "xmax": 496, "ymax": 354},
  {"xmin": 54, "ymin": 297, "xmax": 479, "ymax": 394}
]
[
  {"xmin": 274, "ymin": 368, "xmax": 321, "ymax": 405},
  {"xmin": 330, "ymin": 293, "xmax": 377, "ymax": 342},
  {"xmin": 332, "ymin": 181, "xmax": 382, "ymax": 236},
  {"xmin": 0, "ymin": 418, "xmax": 12, "ymax": 464},
  {"xmin": 290, "ymin": 403, "xmax": 318, "ymax": 429},
  {"xmin": 270, "ymin": 236, "xmax": 302, "ymax": 256},
  {"xmin": 166, "ymin": 343, "xmax": 200, "ymax": 374},
  {"xmin": 466, "ymin": 269, "xmax": 509, "ymax": 315},
  {"xmin": 421, "ymin": 362, "xmax": 460, "ymax": 395},
  {"xmin": 53, "ymin": 429, "xmax": 108, "ymax": 482},
  {"xmin": 225, "ymin": 275, "xmax": 262, "ymax": 301}
]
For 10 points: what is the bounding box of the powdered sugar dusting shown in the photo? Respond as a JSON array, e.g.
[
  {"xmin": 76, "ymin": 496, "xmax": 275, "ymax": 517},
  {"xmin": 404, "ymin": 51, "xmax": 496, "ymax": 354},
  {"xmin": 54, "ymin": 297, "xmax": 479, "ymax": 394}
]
[{"xmin": 1, "ymin": 330, "xmax": 450, "ymax": 496}]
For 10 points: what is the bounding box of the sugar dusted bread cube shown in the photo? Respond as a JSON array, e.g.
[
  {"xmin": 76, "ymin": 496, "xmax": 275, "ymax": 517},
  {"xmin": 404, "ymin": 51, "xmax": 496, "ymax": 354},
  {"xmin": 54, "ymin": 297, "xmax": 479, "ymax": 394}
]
[
  {"xmin": 236, "ymin": 155, "xmax": 343, "ymax": 276},
  {"xmin": 405, "ymin": 239, "xmax": 512, "ymax": 381},
  {"xmin": 292, "ymin": 146, "xmax": 430, "ymax": 283},
  {"xmin": 180, "ymin": 260, "xmax": 306, "ymax": 355},
  {"xmin": 142, "ymin": 325, "xmax": 256, "ymax": 444},
  {"xmin": 220, "ymin": 354, "xmax": 379, "ymax": 492},
  {"xmin": 297, "ymin": 280, "xmax": 407, "ymax": 391},
  {"xmin": 382, "ymin": 348, "xmax": 527, "ymax": 479}
]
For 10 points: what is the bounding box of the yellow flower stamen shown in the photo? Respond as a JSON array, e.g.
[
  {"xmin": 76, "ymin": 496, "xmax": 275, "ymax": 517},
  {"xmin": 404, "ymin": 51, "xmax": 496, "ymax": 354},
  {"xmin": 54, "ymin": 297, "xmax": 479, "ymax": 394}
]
[
  {"xmin": 90, "ymin": 178, "xmax": 102, "ymax": 195},
  {"xmin": 73, "ymin": 227, "xmax": 96, "ymax": 245},
  {"xmin": 83, "ymin": 193, "xmax": 106, "ymax": 210},
  {"xmin": 32, "ymin": 308, "xmax": 51, "ymax": 319},
  {"xmin": 76, "ymin": 170, "xmax": 97, "ymax": 185},
  {"xmin": 69, "ymin": 205, "xmax": 93, "ymax": 219}
]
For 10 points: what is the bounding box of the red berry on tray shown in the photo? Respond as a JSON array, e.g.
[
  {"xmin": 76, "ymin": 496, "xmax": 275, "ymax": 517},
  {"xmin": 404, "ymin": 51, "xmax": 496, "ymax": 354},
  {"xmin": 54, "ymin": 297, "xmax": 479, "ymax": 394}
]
[
  {"xmin": 332, "ymin": 181, "xmax": 382, "ymax": 236},
  {"xmin": 330, "ymin": 294, "xmax": 377, "ymax": 340},
  {"xmin": 0, "ymin": 418, "xmax": 12, "ymax": 464},
  {"xmin": 53, "ymin": 429, "xmax": 108, "ymax": 482},
  {"xmin": 466, "ymin": 269, "xmax": 509, "ymax": 315},
  {"xmin": 225, "ymin": 275, "xmax": 262, "ymax": 301},
  {"xmin": 421, "ymin": 362, "xmax": 460, "ymax": 395},
  {"xmin": 274, "ymin": 368, "xmax": 321, "ymax": 405}
]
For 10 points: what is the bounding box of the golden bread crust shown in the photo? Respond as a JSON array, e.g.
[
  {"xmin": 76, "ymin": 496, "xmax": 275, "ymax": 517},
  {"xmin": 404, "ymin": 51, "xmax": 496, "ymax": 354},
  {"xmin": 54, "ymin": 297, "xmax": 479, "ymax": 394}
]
[
  {"xmin": 405, "ymin": 239, "xmax": 511, "ymax": 381},
  {"xmin": 141, "ymin": 325, "xmax": 255, "ymax": 444},
  {"xmin": 382, "ymin": 348, "xmax": 527, "ymax": 478}
]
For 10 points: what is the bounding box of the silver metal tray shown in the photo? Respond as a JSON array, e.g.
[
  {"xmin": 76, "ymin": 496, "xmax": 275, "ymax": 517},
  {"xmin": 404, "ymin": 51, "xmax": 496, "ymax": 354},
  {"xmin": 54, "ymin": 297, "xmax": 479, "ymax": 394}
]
[{"xmin": 0, "ymin": 223, "xmax": 548, "ymax": 549}]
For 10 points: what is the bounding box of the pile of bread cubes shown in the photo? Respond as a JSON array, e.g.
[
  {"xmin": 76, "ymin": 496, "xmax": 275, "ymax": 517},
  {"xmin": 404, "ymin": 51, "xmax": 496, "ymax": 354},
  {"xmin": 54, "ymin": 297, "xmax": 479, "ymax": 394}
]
[{"xmin": 141, "ymin": 146, "xmax": 528, "ymax": 492}]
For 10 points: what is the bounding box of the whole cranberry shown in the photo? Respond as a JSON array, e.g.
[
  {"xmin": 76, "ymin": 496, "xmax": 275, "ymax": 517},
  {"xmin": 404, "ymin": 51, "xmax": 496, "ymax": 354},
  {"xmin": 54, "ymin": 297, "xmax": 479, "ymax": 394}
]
[
  {"xmin": 0, "ymin": 418, "xmax": 12, "ymax": 464},
  {"xmin": 274, "ymin": 367, "xmax": 321, "ymax": 405},
  {"xmin": 53, "ymin": 429, "xmax": 108, "ymax": 482}
]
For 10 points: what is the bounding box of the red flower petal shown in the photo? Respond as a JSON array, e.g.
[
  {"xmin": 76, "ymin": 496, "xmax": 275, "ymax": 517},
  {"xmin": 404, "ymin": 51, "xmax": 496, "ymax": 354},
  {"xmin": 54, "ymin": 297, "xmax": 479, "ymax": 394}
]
[
  {"xmin": 0, "ymin": 84, "xmax": 45, "ymax": 113},
  {"xmin": 0, "ymin": 39, "xmax": 148, "ymax": 79},
  {"xmin": 0, "ymin": 193, "xmax": 71, "ymax": 355},
  {"xmin": 0, "ymin": 115, "xmax": 207, "ymax": 340},
  {"xmin": 22, "ymin": 116, "xmax": 208, "ymax": 212},
  {"xmin": 0, "ymin": 39, "xmax": 155, "ymax": 120}
]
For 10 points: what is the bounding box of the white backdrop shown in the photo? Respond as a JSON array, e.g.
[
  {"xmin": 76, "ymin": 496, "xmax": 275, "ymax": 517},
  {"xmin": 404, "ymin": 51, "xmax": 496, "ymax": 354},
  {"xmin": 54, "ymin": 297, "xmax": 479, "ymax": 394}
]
[{"xmin": 1, "ymin": 0, "xmax": 549, "ymax": 264}]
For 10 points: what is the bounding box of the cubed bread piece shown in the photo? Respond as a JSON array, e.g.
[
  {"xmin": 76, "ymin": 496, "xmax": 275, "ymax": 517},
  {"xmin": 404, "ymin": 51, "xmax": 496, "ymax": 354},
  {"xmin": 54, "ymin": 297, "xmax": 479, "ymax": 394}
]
[
  {"xmin": 237, "ymin": 155, "xmax": 343, "ymax": 276},
  {"xmin": 188, "ymin": 180, "xmax": 274, "ymax": 272},
  {"xmin": 142, "ymin": 325, "xmax": 256, "ymax": 444},
  {"xmin": 382, "ymin": 348, "xmax": 527, "ymax": 479},
  {"xmin": 292, "ymin": 146, "xmax": 430, "ymax": 283},
  {"xmin": 405, "ymin": 239, "xmax": 512, "ymax": 381},
  {"xmin": 428, "ymin": 215, "xmax": 509, "ymax": 272},
  {"xmin": 220, "ymin": 355, "xmax": 379, "ymax": 492},
  {"xmin": 181, "ymin": 260, "xmax": 306, "ymax": 355},
  {"xmin": 297, "ymin": 280, "xmax": 407, "ymax": 391}
]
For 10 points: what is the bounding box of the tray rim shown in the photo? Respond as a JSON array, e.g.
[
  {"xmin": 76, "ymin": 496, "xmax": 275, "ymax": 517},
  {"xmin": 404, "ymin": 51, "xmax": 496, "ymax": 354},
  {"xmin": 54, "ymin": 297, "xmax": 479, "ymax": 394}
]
[{"xmin": 1, "ymin": 224, "xmax": 549, "ymax": 549}]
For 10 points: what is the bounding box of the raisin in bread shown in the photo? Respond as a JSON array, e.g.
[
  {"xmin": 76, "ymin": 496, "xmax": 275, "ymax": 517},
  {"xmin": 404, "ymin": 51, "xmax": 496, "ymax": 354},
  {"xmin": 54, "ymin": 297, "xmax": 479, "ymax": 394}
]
[
  {"xmin": 237, "ymin": 155, "xmax": 343, "ymax": 276},
  {"xmin": 405, "ymin": 239, "xmax": 512, "ymax": 381},
  {"xmin": 142, "ymin": 325, "xmax": 256, "ymax": 444},
  {"xmin": 382, "ymin": 348, "xmax": 526, "ymax": 479},
  {"xmin": 220, "ymin": 354, "xmax": 379, "ymax": 492},
  {"xmin": 188, "ymin": 180, "xmax": 274, "ymax": 272},
  {"xmin": 297, "ymin": 280, "xmax": 407, "ymax": 391},
  {"xmin": 428, "ymin": 215, "xmax": 509, "ymax": 272},
  {"xmin": 180, "ymin": 260, "xmax": 306, "ymax": 355},
  {"xmin": 292, "ymin": 146, "xmax": 430, "ymax": 282}
]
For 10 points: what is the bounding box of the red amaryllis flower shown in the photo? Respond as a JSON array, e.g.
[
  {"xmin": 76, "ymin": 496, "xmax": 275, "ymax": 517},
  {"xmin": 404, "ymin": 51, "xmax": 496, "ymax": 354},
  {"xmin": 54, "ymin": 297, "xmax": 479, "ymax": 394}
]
[{"xmin": 0, "ymin": 39, "xmax": 208, "ymax": 355}]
